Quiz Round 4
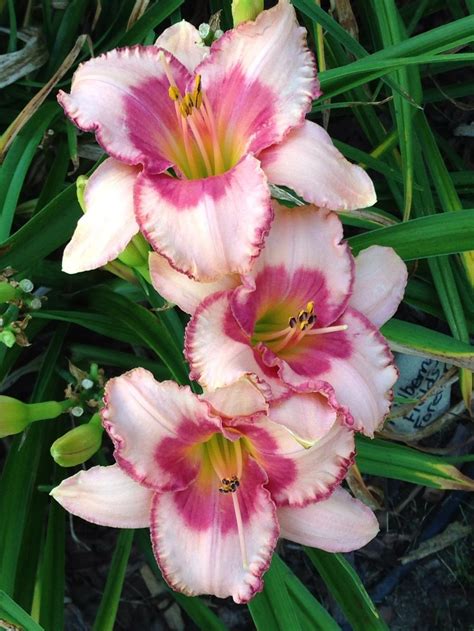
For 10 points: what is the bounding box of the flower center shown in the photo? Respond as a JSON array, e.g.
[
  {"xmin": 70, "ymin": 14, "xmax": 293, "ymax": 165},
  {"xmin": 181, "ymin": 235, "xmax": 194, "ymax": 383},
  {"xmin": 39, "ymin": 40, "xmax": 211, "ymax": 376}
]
[
  {"xmin": 203, "ymin": 433, "xmax": 248, "ymax": 567},
  {"xmin": 253, "ymin": 300, "xmax": 348, "ymax": 354},
  {"xmin": 204, "ymin": 432, "xmax": 243, "ymax": 492},
  {"xmin": 161, "ymin": 53, "xmax": 240, "ymax": 180}
]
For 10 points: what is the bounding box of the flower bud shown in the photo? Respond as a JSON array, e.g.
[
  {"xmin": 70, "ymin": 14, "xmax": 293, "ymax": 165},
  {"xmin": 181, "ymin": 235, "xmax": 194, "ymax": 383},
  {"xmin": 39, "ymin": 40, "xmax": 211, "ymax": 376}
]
[
  {"xmin": 0, "ymin": 397, "xmax": 69, "ymax": 437},
  {"xmin": 0, "ymin": 329, "xmax": 16, "ymax": 348},
  {"xmin": 0, "ymin": 281, "xmax": 20, "ymax": 303},
  {"xmin": 76, "ymin": 175, "xmax": 88, "ymax": 213},
  {"xmin": 50, "ymin": 416, "xmax": 103, "ymax": 467},
  {"xmin": 117, "ymin": 233, "xmax": 150, "ymax": 268},
  {"xmin": 0, "ymin": 396, "xmax": 31, "ymax": 436},
  {"xmin": 231, "ymin": 0, "xmax": 263, "ymax": 25}
]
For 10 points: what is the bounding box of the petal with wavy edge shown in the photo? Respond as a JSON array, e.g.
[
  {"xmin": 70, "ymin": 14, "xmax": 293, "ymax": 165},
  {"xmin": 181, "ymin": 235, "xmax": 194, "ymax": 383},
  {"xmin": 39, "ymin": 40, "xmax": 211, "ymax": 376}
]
[
  {"xmin": 232, "ymin": 203, "xmax": 353, "ymax": 334},
  {"xmin": 58, "ymin": 46, "xmax": 191, "ymax": 173},
  {"xmin": 259, "ymin": 121, "xmax": 377, "ymax": 210},
  {"xmin": 103, "ymin": 369, "xmax": 222, "ymax": 491},
  {"xmin": 151, "ymin": 458, "xmax": 278, "ymax": 603},
  {"xmin": 185, "ymin": 291, "xmax": 289, "ymax": 399},
  {"xmin": 136, "ymin": 155, "xmax": 273, "ymax": 281},
  {"xmin": 350, "ymin": 245, "xmax": 407, "ymax": 328},
  {"xmin": 278, "ymin": 487, "xmax": 379, "ymax": 552},
  {"xmin": 239, "ymin": 415, "xmax": 354, "ymax": 507},
  {"xmin": 62, "ymin": 159, "xmax": 140, "ymax": 274},
  {"xmin": 50, "ymin": 464, "xmax": 153, "ymax": 528},
  {"xmin": 273, "ymin": 308, "xmax": 397, "ymax": 436},
  {"xmin": 202, "ymin": 377, "xmax": 269, "ymax": 420},
  {"xmin": 155, "ymin": 21, "xmax": 208, "ymax": 71},
  {"xmin": 198, "ymin": 0, "xmax": 319, "ymax": 157},
  {"xmin": 149, "ymin": 251, "xmax": 238, "ymax": 315}
]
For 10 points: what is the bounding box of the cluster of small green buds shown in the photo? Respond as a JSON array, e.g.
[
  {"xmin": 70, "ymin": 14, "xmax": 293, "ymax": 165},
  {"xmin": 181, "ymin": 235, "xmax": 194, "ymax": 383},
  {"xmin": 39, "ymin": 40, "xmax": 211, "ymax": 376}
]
[
  {"xmin": 231, "ymin": 0, "xmax": 263, "ymax": 25},
  {"xmin": 50, "ymin": 412, "xmax": 104, "ymax": 467},
  {"xmin": 0, "ymin": 396, "xmax": 72, "ymax": 438},
  {"xmin": 198, "ymin": 22, "xmax": 224, "ymax": 46},
  {"xmin": 0, "ymin": 269, "xmax": 45, "ymax": 348}
]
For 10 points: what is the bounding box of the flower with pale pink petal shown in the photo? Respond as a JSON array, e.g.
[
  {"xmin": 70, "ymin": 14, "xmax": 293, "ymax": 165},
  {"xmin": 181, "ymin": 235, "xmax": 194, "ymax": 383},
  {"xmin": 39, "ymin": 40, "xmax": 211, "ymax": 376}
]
[
  {"xmin": 51, "ymin": 369, "xmax": 378, "ymax": 603},
  {"xmin": 186, "ymin": 202, "xmax": 408, "ymax": 436},
  {"xmin": 58, "ymin": 0, "xmax": 375, "ymax": 277}
]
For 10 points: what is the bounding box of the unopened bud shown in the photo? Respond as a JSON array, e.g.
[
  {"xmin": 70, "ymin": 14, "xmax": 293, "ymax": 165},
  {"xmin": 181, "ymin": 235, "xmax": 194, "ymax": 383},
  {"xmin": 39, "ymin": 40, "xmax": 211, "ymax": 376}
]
[
  {"xmin": 0, "ymin": 329, "xmax": 16, "ymax": 348},
  {"xmin": 29, "ymin": 297, "xmax": 42, "ymax": 310},
  {"xmin": 19, "ymin": 279, "xmax": 34, "ymax": 293},
  {"xmin": 117, "ymin": 233, "xmax": 150, "ymax": 268},
  {"xmin": 81, "ymin": 378, "xmax": 94, "ymax": 390},
  {"xmin": 0, "ymin": 397, "xmax": 70, "ymax": 437},
  {"xmin": 76, "ymin": 175, "xmax": 88, "ymax": 213},
  {"xmin": 0, "ymin": 282, "xmax": 19, "ymax": 303},
  {"xmin": 50, "ymin": 417, "xmax": 103, "ymax": 467},
  {"xmin": 199, "ymin": 23, "xmax": 211, "ymax": 39},
  {"xmin": 71, "ymin": 406, "xmax": 84, "ymax": 417},
  {"xmin": 231, "ymin": 0, "xmax": 263, "ymax": 25}
]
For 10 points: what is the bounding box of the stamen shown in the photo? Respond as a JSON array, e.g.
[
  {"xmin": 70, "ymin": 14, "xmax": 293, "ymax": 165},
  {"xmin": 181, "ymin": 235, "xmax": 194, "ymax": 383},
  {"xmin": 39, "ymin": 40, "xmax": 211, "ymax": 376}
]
[
  {"xmin": 270, "ymin": 328, "xmax": 297, "ymax": 353},
  {"xmin": 305, "ymin": 324, "xmax": 348, "ymax": 335}
]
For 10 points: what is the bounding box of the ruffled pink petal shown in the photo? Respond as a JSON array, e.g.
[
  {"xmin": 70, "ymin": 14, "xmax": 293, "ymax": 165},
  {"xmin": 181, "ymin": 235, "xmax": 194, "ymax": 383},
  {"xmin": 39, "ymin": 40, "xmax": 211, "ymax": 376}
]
[
  {"xmin": 232, "ymin": 203, "xmax": 354, "ymax": 334},
  {"xmin": 151, "ymin": 458, "xmax": 279, "ymax": 603},
  {"xmin": 155, "ymin": 21, "xmax": 208, "ymax": 71},
  {"xmin": 197, "ymin": 0, "xmax": 319, "ymax": 157},
  {"xmin": 272, "ymin": 308, "xmax": 397, "ymax": 436},
  {"xmin": 58, "ymin": 46, "xmax": 192, "ymax": 172},
  {"xmin": 238, "ymin": 414, "xmax": 354, "ymax": 507},
  {"xmin": 268, "ymin": 386, "xmax": 340, "ymax": 444},
  {"xmin": 278, "ymin": 487, "xmax": 379, "ymax": 552},
  {"xmin": 349, "ymin": 245, "xmax": 408, "ymax": 328},
  {"xmin": 202, "ymin": 377, "xmax": 269, "ymax": 420},
  {"xmin": 259, "ymin": 121, "xmax": 377, "ymax": 210},
  {"xmin": 136, "ymin": 154, "xmax": 273, "ymax": 281},
  {"xmin": 62, "ymin": 158, "xmax": 140, "ymax": 274},
  {"xmin": 185, "ymin": 291, "xmax": 289, "ymax": 399},
  {"xmin": 149, "ymin": 252, "xmax": 238, "ymax": 315},
  {"xmin": 50, "ymin": 464, "xmax": 153, "ymax": 528},
  {"xmin": 103, "ymin": 369, "xmax": 221, "ymax": 491}
]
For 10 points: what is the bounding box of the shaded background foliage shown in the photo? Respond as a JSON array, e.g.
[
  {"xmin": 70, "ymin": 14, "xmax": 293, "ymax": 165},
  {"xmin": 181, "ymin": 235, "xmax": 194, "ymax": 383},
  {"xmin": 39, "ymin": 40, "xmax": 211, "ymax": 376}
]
[{"xmin": 0, "ymin": 0, "xmax": 474, "ymax": 629}]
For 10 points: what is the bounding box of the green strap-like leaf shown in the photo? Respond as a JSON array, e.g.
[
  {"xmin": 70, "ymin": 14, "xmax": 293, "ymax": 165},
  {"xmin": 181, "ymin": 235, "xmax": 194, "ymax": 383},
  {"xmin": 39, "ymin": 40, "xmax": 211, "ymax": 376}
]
[
  {"xmin": 305, "ymin": 548, "xmax": 388, "ymax": 631},
  {"xmin": 92, "ymin": 529, "xmax": 134, "ymax": 631},
  {"xmin": 0, "ymin": 590, "xmax": 44, "ymax": 631},
  {"xmin": 356, "ymin": 436, "xmax": 474, "ymax": 490},
  {"xmin": 348, "ymin": 210, "xmax": 474, "ymax": 260}
]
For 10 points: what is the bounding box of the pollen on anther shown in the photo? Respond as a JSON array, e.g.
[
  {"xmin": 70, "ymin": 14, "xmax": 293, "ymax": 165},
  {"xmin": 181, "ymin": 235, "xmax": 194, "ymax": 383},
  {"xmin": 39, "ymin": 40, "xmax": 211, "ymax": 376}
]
[{"xmin": 168, "ymin": 85, "xmax": 181, "ymax": 101}]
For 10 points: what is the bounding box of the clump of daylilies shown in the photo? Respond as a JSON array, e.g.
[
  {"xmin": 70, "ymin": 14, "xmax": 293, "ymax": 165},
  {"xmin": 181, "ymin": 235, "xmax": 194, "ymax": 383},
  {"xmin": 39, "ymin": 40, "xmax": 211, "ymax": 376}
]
[{"xmin": 30, "ymin": 0, "xmax": 409, "ymax": 603}]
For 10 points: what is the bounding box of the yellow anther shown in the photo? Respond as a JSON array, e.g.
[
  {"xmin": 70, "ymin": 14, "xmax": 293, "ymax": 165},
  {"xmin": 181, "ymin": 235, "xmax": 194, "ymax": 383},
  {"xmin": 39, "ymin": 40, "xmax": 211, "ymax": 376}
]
[
  {"xmin": 191, "ymin": 75, "xmax": 203, "ymax": 109},
  {"xmin": 179, "ymin": 94, "xmax": 194, "ymax": 117},
  {"xmin": 168, "ymin": 85, "xmax": 181, "ymax": 101},
  {"xmin": 306, "ymin": 301, "xmax": 314, "ymax": 314}
]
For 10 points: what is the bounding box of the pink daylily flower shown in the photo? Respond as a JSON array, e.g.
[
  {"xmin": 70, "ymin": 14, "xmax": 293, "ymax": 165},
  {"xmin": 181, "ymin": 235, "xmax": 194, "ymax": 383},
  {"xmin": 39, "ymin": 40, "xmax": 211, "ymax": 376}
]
[
  {"xmin": 51, "ymin": 369, "xmax": 378, "ymax": 603},
  {"xmin": 58, "ymin": 0, "xmax": 375, "ymax": 278},
  {"xmin": 185, "ymin": 202, "xmax": 408, "ymax": 436}
]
